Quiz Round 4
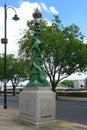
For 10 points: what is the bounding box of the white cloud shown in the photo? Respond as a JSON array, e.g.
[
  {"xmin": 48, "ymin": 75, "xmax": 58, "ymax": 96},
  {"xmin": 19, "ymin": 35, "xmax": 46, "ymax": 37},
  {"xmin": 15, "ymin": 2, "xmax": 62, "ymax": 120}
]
[
  {"xmin": 0, "ymin": 1, "xmax": 58, "ymax": 56},
  {"xmin": 83, "ymin": 40, "xmax": 87, "ymax": 44},
  {"xmin": 64, "ymin": 72, "xmax": 87, "ymax": 81},
  {"xmin": 0, "ymin": 1, "xmax": 41, "ymax": 56},
  {"xmin": 40, "ymin": 3, "xmax": 48, "ymax": 12},
  {"xmin": 49, "ymin": 6, "xmax": 58, "ymax": 15},
  {"xmin": 40, "ymin": 2, "xmax": 59, "ymax": 15}
]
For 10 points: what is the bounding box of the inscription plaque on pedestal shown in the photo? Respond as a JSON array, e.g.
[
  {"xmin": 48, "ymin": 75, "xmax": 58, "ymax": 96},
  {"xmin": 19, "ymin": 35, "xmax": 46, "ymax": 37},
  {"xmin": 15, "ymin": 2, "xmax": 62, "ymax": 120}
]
[
  {"xmin": 21, "ymin": 99, "xmax": 34, "ymax": 117},
  {"xmin": 41, "ymin": 98, "xmax": 54, "ymax": 117}
]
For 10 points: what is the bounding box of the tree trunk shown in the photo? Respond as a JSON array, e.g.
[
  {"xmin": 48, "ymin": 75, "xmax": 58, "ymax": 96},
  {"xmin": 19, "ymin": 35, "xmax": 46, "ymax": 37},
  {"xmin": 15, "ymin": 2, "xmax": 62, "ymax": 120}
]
[
  {"xmin": 51, "ymin": 83, "xmax": 56, "ymax": 92},
  {"xmin": 13, "ymin": 85, "xmax": 15, "ymax": 96},
  {"xmin": 51, "ymin": 87, "xmax": 56, "ymax": 92}
]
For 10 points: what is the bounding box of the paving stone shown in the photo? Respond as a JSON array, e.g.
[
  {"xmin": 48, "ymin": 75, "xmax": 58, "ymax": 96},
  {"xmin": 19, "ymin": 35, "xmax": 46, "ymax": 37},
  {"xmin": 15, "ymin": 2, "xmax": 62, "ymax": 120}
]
[{"xmin": 0, "ymin": 108, "xmax": 87, "ymax": 130}]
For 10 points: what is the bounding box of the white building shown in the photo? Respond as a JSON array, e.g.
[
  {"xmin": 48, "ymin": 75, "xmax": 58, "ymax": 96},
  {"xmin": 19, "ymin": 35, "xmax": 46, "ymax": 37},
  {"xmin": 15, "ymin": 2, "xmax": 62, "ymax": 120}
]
[{"xmin": 74, "ymin": 78, "xmax": 87, "ymax": 88}]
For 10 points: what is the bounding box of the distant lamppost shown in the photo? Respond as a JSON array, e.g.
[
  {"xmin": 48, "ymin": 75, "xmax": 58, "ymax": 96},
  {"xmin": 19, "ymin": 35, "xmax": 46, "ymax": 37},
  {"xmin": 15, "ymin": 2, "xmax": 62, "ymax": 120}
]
[{"xmin": 1, "ymin": 4, "xmax": 19, "ymax": 109}]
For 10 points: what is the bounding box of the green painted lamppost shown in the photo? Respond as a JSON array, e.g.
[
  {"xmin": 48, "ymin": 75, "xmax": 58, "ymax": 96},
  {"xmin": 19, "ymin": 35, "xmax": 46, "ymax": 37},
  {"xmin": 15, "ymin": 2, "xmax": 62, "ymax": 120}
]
[
  {"xmin": 27, "ymin": 8, "xmax": 49, "ymax": 87},
  {"xmin": 1, "ymin": 4, "xmax": 19, "ymax": 109}
]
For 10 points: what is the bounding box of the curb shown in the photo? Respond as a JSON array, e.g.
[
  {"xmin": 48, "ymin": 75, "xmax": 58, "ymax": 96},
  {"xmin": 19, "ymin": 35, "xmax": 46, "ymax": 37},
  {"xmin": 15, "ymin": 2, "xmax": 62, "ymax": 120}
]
[
  {"xmin": 57, "ymin": 119, "xmax": 87, "ymax": 129},
  {"xmin": 57, "ymin": 96, "xmax": 87, "ymax": 102}
]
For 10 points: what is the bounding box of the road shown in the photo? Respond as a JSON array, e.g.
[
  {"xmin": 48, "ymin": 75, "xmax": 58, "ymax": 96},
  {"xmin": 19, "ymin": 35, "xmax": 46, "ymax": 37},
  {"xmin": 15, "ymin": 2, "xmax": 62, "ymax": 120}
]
[
  {"xmin": 0, "ymin": 95, "xmax": 87, "ymax": 125},
  {"xmin": 56, "ymin": 100, "xmax": 87, "ymax": 125},
  {"xmin": 0, "ymin": 95, "xmax": 19, "ymax": 109}
]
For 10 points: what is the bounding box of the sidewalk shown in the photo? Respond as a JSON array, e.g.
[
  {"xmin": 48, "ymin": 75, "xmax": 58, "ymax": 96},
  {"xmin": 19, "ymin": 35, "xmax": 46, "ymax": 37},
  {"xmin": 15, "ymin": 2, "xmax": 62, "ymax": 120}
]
[{"xmin": 0, "ymin": 106, "xmax": 87, "ymax": 130}]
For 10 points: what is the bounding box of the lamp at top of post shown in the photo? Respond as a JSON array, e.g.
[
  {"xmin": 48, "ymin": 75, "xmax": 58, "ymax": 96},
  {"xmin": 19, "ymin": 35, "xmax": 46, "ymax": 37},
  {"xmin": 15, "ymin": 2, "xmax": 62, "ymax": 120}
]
[{"xmin": 33, "ymin": 7, "xmax": 42, "ymax": 25}]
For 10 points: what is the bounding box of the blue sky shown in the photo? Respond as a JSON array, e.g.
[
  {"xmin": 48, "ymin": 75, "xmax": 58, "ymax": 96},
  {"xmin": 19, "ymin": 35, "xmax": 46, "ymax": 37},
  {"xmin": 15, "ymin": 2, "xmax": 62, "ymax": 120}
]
[
  {"xmin": 0, "ymin": 0, "xmax": 87, "ymax": 80},
  {"xmin": 0, "ymin": 0, "xmax": 87, "ymax": 40}
]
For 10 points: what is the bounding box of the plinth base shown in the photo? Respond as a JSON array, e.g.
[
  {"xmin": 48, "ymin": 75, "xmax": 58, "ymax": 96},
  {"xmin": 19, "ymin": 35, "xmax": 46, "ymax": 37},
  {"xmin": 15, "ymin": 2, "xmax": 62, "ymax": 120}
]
[{"xmin": 19, "ymin": 87, "xmax": 56, "ymax": 126}]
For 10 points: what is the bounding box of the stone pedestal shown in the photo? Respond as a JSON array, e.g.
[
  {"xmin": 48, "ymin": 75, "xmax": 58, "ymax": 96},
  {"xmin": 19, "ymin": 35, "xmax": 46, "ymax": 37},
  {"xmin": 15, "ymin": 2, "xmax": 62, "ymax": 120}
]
[{"xmin": 19, "ymin": 87, "xmax": 56, "ymax": 126}]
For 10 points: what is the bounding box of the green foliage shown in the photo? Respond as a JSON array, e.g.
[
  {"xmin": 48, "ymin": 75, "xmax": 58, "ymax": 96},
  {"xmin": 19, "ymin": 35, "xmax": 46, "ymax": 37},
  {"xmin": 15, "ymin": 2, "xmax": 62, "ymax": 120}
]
[
  {"xmin": 0, "ymin": 54, "xmax": 4, "ymax": 80},
  {"xmin": 18, "ymin": 15, "xmax": 87, "ymax": 91},
  {"xmin": 61, "ymin": 80, "xmax": 75, "ymax": 88},
  {"xmin": 0, "ymin": 54, "xmax": 28, "ymax": 85}
]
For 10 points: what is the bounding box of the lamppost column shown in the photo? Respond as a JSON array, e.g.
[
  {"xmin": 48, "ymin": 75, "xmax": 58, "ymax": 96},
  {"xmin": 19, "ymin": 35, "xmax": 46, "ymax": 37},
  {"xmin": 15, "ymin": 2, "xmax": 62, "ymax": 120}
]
[
  {"xmin": 4, "ymin": 4, "xmax": 7, "ymax": 40},
  {"xmin": 3, "ymin": 4, "xmax": 8, "ymax": 109}
]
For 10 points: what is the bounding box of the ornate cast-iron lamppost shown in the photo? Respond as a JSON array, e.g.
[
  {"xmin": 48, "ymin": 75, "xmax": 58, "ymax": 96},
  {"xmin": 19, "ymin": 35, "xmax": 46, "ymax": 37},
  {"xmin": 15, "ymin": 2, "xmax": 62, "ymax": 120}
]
[
  {"xmin": 27, "ymin": 8, "xmax": 49, "ymax": 87},
  {"xmin": 19, "ymin": 9, "xmax": 56, "ymax": 126},
  {"xmin": 1, "ymin": 4, "xmax": 19, "ymax": 109}
]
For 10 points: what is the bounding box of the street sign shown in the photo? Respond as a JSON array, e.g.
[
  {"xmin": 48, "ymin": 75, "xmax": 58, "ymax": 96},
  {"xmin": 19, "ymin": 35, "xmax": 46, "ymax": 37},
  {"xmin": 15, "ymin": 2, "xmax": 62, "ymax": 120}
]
[{"xmin": 3, "ymin": 79, "xmax": 8, "ymax": 84}]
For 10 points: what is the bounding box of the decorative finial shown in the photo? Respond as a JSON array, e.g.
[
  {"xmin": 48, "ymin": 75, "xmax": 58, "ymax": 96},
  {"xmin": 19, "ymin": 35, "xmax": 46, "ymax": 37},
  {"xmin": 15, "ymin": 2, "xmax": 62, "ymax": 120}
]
[{"xmin": 33, "ymin": 7, "xmax": 42, "ymax": 19}]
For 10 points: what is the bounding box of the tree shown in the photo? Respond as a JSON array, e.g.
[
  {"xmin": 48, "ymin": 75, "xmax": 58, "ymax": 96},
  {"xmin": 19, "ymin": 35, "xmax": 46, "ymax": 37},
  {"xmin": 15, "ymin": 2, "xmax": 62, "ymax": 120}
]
[
  {"xmin": 7, "ymin": 55, "xmax": 29, "ymax": 95},
  {"xmin": 18, "ymin": 15, "xmax": 87, "ymax": 91},
  {"xmin": 0, "ymin": 54, "xmax": 4, "ymax": 81},
  {"xmin": 0, "ymin": 54, "xmax": 28, "ymax": 95},
  {"xmin": 61, "ymin": 80, "xmax": 75, "ymax": 88}
]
